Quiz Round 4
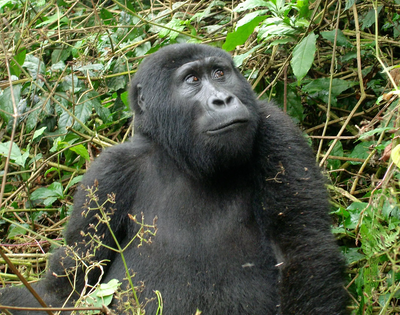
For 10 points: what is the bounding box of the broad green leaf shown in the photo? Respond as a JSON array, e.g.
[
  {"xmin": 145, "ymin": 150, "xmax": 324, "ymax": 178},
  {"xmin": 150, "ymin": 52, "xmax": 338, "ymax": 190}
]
[
  {"xmin": 14, "ymin": 145, "xmax": 30, "ymax": 167},
  {"xmin": 69, "ymin": 144, "xmax": 90, "ymax": 161},
  {"xmin": 327, "ymin": 140, "xmax": 343, "ymax": 171},
  {"xmin": 33, "ymin": 127, "xmax": 47, "ymax": 140},
  {"xmin": 344, "ymin": 0, "xmax": 355, "ymax": 11},
  {"xmin": 359, "ymin": 127, "xmax": 392, "ymax": 140},
  {"xmin": 321, "ymin": 30, "xmax": 353, "ymax": 47},
  {"xmin": 290, "ymin": 32, "xmax": 317, "ymax": 84},
  {"xmin": 302, "ymin": 78, "xmax": 358, "ymax": 105},
  {"xmin": 44, "ymin": 167, "xmax": 60, "ymax": 177},
  {"xmin": 223, "ymin": 15, "xmax": 267, "ymax": 51},
  {"xmin": 348, "ymin": 141, "xmax": 374, "ymax": 165},
  {"xmin": 158, "ymin": 19, "xmax": 186, "ymax": 40},
  {"xmin": 0, "ymin": 85, "xmax": 21, "ymax": 123},
  {"xmin": 10, "ymin": 49, "xmax": 26, "ymax": 77},
  {"xmin": 100, "ymin": 8, "xmax": 113, "ymax": 24},
  {"xmin": 25, "ymin": 101, "xmax": 42, "ymax": 132},
  {"xmin": 60, "ymin": 74, "xmax": 79, "ymax": 92},
  {"xmin": 23, "ymin": 55, "xmax": 45, "ymax": 80},
  {"xmin": 344, "ymin": 202, "xmax": 368, "ymax": 229},
  {"xmin": 233, "ymin": 44, "xmax": 262, "ymax": 67},
  {"xmin": 258, "ymin": 17, "xmax": 297, "ymax": 40},
  {"xmin": 233, "ymin": 0, "xmax": 270, "ymax": 12},
  {"xmin": 361, "ymin": 6, "xmax": 382, "ymax": 30},
  {"xmin": 107, "ymin": 58, "xmax": 128, "ymax": 92},
  {"xmin": 51, "ymin": 45, "xmax": 71, "ymax": 64},
  {"xmin": 274, "ymin": 82, "xmax": 304, "ymax": 122},
  {"xmin": 391, "ymin": 144, "xmax": 400, "ymax": 167},
  {"xmin": 8, "ymin": 224, "xmax": 29, "ymax": 239},
  {"xmin": 59, "ymin": 103, "xmax": 92, "ymax": 131},
  {"xmin": 31, "ymin": 182, "xmax": 64, "ymax": 200},
  {"xmin": 0, "ymin": 141, "xmax": 27, "ymax": 167},
  {"xmin": 342, "ymin": 247, "xmax": 365, "ymax": 264},
  {"xmin": 296, "ymin": 0, "xmax": 309, "ymax": 18},
  {"xmin": 236, "ymin": 10, "xmax": 268, "ymax": 28},
  {"xmin": 96, "ymin": 279, "xmax": 120, "ymax": 297},
  {"xmin": 81, "ymin": 279, "xmax": 121, "ymax": 314},
  {"xmin": 36, "ymin": 15, "xmax": 69, "ymax": 28},
  {"xmin": 66, "ymin": 175, "xmax": 83, "ymax": 192}
]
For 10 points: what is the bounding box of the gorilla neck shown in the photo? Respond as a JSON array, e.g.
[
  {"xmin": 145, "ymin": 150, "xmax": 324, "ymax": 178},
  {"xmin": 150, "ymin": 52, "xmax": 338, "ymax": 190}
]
[{"xmin": 137, "ymin": 133, "xmax": 256, "ymax": 180}]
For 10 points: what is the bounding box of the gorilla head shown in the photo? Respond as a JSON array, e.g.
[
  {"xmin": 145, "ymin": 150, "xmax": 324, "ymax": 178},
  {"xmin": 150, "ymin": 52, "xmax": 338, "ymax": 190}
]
[{"xmin": 130, "ymin": 44, "xmax": 260, "ymax": 176}]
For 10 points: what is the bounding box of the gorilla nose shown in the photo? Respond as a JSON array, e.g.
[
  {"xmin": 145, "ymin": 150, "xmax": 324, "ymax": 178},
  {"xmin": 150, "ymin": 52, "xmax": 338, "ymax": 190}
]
[{"xmin": 208, "ymin": 93, "xmax": 235, "ymax": 109}]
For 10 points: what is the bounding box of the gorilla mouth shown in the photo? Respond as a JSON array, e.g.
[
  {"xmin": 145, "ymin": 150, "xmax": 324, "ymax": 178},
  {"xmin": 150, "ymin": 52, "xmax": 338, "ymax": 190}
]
[{"xmin": 207, "ymin": 119, "xmax": 249, "ymax": 134}]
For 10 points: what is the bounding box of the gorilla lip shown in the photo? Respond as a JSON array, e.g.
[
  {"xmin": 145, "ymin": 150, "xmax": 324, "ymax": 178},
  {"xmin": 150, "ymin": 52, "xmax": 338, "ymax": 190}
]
[{"xmin": 207, "ymin": 119, "xmax": 248, "ymax": 134}]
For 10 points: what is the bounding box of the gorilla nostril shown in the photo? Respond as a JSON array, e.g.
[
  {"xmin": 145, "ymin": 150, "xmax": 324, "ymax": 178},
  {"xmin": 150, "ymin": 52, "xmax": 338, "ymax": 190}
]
[
  {"xmin": 212, "ymin": 98, "xmax": 225, "ymax": 106},
  {"xmin": 226, "ymin": 95, "xmax": 233, "ymax": 104}
]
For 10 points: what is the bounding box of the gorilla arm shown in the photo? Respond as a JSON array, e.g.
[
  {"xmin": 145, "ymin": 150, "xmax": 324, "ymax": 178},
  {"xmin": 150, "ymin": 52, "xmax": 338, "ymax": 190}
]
[
  {"xmin": 256, "ymin": 103, "xmax": 347, "ymax": 315},
  {"xmin": 0, "ymin": 139, "xmax": 147, "ymax": 311}
]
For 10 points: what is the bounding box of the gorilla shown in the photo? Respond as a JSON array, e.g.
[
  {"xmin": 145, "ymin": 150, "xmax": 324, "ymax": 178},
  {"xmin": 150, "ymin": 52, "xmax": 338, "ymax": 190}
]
[{"xmin": 0, "ymin": 44, "xmax": 347, "ymax": 314}]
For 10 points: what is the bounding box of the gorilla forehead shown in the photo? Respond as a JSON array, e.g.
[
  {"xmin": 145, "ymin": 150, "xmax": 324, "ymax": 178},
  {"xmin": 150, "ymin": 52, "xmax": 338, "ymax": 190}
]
[
  {"xmin": 148, "ymin": 44, "xmax": 231, "ymax": 69},
  {"xmin": 134, "ymin": 44, "xmax": 233, "ymax": 85}
]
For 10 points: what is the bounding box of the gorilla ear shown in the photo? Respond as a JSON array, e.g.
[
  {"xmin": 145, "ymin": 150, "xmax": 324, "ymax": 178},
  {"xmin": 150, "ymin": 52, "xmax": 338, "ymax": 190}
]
[{"xmin": 137, "ymin": 84, "xmax": 146, "ymax": 112}]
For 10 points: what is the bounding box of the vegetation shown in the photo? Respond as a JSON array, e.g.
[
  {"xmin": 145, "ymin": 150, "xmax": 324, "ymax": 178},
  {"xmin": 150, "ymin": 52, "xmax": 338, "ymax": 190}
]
[{"xmin": 0, "ymin": 0, "xmax": 400, "ymax": 313}]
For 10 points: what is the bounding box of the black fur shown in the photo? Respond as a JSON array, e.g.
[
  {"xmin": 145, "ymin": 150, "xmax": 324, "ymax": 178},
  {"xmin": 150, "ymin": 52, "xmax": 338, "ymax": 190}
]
[{"xmin": 0, "ymin": 44, "xmax": 346, "ymax": 314}]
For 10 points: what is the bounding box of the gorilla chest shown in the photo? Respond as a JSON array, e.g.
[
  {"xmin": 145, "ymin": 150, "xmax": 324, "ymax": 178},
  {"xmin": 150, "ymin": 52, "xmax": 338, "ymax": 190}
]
[
  {"xmin": 109, "ymin": 171, "xmax": 280, "ymax": 313},
  {"xmin": 133, "ymin": 174, "xmax": 261, "ymax": 257}
]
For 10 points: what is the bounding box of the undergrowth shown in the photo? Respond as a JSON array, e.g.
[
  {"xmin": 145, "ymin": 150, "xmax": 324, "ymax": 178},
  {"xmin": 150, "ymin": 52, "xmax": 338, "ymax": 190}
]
[{"xmin": 0, "ymin": 0, "xmax": 400, "ymax": 314}]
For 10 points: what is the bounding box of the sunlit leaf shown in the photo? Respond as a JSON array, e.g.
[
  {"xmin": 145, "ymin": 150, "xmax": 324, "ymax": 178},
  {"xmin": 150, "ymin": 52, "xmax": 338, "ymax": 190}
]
[
  {"xmin": 391, "ymin": 144, "xmax": 400, "ymax": 167},
  {"xmin": 290, "ymin": 32, "xmax": 317, "ymax": 84}
]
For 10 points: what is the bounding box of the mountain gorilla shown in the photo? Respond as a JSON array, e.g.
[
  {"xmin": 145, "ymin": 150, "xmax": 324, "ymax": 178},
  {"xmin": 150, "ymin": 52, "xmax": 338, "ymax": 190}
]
[{"xmin": 0, "ymin": 44, "xmax": 347, "ymax": 314}]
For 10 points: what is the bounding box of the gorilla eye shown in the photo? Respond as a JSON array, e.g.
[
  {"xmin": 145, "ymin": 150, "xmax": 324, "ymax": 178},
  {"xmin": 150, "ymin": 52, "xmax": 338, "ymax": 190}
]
[
  {"xmin": 185, "ymin": 74, "xmax": 200, "ymax": 83},
  {"xmin": 213, "ymin": 69, "xmax": 224, "ymax": 79}
]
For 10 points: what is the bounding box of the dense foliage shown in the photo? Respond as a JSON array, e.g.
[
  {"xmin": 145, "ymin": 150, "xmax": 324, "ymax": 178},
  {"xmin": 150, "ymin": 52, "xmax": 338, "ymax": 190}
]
[{"xmin": 0, "ymin": 0, "xmax": 400, "ymax": 313}]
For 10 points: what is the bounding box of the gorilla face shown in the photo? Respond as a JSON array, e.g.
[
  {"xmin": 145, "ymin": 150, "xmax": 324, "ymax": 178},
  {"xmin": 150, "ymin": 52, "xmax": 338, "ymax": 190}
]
[
  {"xmin": 172, "ymin": 56, "xmax": 259, "ymax": 170},
  {"xmin": 174, "ymin": 56, "xmax": 252, "ymax": 134},
  {"xmin": 131, "ymin": 45, "xmax": 260, "ymax": 177}
]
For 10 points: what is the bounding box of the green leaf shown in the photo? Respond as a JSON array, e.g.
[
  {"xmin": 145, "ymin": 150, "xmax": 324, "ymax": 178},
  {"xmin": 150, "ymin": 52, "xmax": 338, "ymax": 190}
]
[
  {"xmin": 96, "ymin": 279, "xmax": 120, "ymax": 297},
  {"xmin": 69, "ymin": 144, "xmax": 90, "ymax": 161},
  {"xmin": 321, "ymin": 30, "xmax": 353, "ymax": 47},
  {"xmin": 8, "ymin": 224, "xmax": 29, "ymax": 239},
  {"xmin": 80, "ymin": 279, "xmax": 121, "ymax": 314},
  {"xmin": 302, "ymin": 78, "xmax": 358, "ymax": 105},
  {"xmin": 25, "ymin": 101, "xmax": 42, "ymax": 132},
  {"xmin": 359, "ymin": 127, "xmax": 392, "ymax": 140},
  {"xmin": 0, "ymin": 85, "xmax": 21, "ymax": 123},
  {"xmin": 10, "ymin": 49, "xmax": 26, "ymax": 77},
  {"xmin": 361, "ymin": 6, "xmax": 382, "ymax": 30},
  {"xmin": 33, "ymin": 127, "xmax": 47, "ymax": 141},
  {"xmin": 59, "ymin": 103, "xmax": 92, "ymax": 131},
  {"xmin": 391, "ymin": 144, "xmax": 400, "ymax": 167},
  {"xmin": 342, "ymin": 247, "xmax": 365, "ymax": 264},
  {"xmin": 51, "ymin": 45, "xmax": 71, "ymax": 64},
  {"xmin": 65, "ymin": 175, "xmax": 83, "ymax": 192},
  {"xmin": 0, "ymin": 141, "xmax": 27, "ymax": 166},
  {"xmin": 232, "ymin": 44, "xmax": 262, "ymax": 67},
  {"xmin": 31, "ymin": 182, "xmax": 64, "ymax": 206},
  {"xmin": 100, "ymin": 8, "xmax": 113, "ymax": 24},
  {"xmin": 348, "ymin": 141, "xmax": 374, "ymax": 165},
  {"xmin": 290, "ymin": 32, "xmax": 317, "ymax": 84},
  {"xmin": 223, "ymin": 15, "xmax": 267, "ymax": 51},
  {"xmin": 233, "ymin": 0, "xmax": 270, "ymax": 12},
  {"xmin": 158, "ymin": 19, "xmax": 186, "ymax": 40},
  {"xmin": 296, "ymin": 0, "xmax": 309, "ymax": 18},
  {"xmin": 236, "ymin": 10, "xmax": 269, "ymax": 28},
  {"xmin": 23, "ymin": 55, "xmax": 45, "ymax": 80},
  {"xmin": 344, "ymin": 0, "xmax": 355, "ymax": 11}
]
